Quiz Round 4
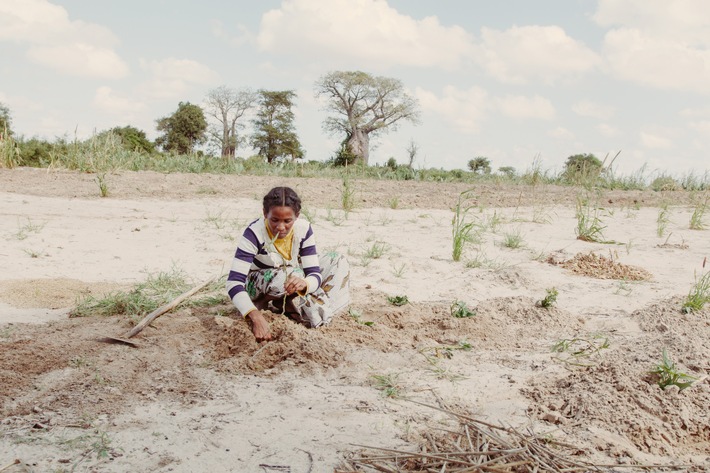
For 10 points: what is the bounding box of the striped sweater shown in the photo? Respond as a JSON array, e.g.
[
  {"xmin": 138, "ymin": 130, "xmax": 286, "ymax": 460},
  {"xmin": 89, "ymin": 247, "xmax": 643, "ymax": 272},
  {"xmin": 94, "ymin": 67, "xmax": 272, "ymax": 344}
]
[{"xmin": 226, "ymin": 217, "xmax": 322, "ymax": 316}]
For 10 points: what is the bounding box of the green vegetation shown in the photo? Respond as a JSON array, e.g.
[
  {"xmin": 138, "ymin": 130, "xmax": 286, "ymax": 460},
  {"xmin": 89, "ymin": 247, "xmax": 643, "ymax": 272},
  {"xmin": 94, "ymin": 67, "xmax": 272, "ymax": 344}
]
[
  {"xmin": 371, "ymin": 373, "xmax": 402, "ymax": 398},
  {"xmin": 387, "ymin": 295, "xmax": 409, "ymax": 306},
  {"xmin": 156, "ymin": 101, "xmax": 208, "ymax": 154},
  {"xmin": 468, "ymin": 156, "xmax": 491, "ymax": 174},
  {"xmin": 501, "ymin": 228, "xmax": 524, "ymax": 249},
  {"xmin": 12, "ymin": 218, "xmax": 46, "ymax": 240},
  {"xmin": 450, "ymin": 300, "xmax": 476, "ymax": 318},
  {"xmin": 70, "ymin": 267, "xmax": 192, "ymax": 321},
  {"xmin": 657, "ymin": 203, "xmax": 671, "ymax": 237},
  {"xmin": 315, "ymin": 70, "xmax": 420, "ymax": 165},
  {"xmin": 650, "ymin": 349, "xmax": 697, "ymax": 391},
  {"xmin": 537, "ymin": 287, "xmax": 559, "ymax": 308},
  {"xmin": 575, "ymin": 194, "xmax": 609, "ymax": 242},
  {"xmin": 689, "ymin": 194, "xmax": 708, "ymax": 230},
  {"xmin": 348, "ymin": 308, "xmax": 374, "ymax": 326},
  {"xmin": 340, "ymin": 174, "xmax": 356, "ymax": 212},
  {"xmin": 451, "ymin": 190, "xmax": 478, "ymax": 262},
  {"xmin": 681, "ymin": 271, "xmax": 710, "ymax": 313},
  {"xmin": 251, "ymin": 90, "xmax": 303, "ymax": 163},
  {"xmin": 551, "ymin": 335, "xmax": 610, "ymax": 367}
]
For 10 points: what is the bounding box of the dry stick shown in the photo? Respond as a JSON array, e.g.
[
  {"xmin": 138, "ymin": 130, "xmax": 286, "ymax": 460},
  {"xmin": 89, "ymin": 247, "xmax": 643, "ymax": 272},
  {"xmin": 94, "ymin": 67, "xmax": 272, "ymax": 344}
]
[
  {"xmin": 0, "ymin": 460, "xmax": 20, "ymax": 472},
  {"xmin": 121, "ymin": 275, "xmax": 218, "ymax": 339}
]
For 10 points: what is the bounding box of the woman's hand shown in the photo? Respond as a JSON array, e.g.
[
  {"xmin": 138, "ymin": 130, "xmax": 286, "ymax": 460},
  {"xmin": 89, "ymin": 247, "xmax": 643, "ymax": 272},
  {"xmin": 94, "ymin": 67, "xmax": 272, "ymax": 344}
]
[
  {"xmin": 247, "ymin": 310, "xmax": 272, "ymax": 342},
  {"xmin": 284, "ymin": 274, "xmax": 307, "ymax": 295}
]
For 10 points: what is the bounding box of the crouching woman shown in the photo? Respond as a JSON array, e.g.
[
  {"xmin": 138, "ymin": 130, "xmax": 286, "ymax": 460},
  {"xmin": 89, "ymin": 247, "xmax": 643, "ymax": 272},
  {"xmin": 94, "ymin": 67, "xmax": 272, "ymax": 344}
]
[{"xmin": 226, "ymin": 186, "xmax": 350, "ymax": 341}]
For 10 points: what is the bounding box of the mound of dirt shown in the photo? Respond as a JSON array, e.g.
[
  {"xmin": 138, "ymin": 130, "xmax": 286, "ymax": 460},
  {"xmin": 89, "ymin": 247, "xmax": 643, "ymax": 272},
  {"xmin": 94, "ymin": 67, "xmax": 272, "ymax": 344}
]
[
  {"xmin": 552, "ymin": 252, "xmax": 652, "ymax": 281},
  {"xmin": 523, "ymin": 297, "xmax": 710, "ymax": 461}
]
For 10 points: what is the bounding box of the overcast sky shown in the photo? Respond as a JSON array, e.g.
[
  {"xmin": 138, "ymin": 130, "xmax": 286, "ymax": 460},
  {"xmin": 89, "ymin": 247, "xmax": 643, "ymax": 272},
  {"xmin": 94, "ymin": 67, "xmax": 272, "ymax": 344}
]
[{"xmin": 1, "ymin": 0, "xmax": 709, "ymax": 175}]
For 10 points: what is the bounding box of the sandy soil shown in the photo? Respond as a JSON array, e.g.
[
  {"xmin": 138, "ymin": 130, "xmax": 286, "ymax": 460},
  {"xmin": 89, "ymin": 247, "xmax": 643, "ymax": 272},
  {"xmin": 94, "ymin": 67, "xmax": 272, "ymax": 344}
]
[{"xmin": 0, "ymin": 168, "xmax": 708, "ymax": 472}]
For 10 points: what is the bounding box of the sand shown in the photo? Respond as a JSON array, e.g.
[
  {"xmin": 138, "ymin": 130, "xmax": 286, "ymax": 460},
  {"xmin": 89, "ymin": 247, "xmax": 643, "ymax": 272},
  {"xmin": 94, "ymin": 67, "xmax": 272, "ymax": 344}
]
[{"xmin": 0, "ymin": 167, "xmax": 708, "ymax": 472}]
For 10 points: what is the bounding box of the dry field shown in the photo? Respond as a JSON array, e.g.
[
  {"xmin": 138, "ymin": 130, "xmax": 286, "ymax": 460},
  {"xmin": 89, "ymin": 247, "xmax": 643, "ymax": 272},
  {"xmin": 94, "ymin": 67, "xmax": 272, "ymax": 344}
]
[{"xmin": 0, "ymin": 168, "xmax": 708, "ymax": 472}]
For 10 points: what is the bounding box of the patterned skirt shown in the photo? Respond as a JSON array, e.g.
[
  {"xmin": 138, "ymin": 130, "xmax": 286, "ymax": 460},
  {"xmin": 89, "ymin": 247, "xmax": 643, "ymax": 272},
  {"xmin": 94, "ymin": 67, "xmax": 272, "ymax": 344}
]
[{"xmin": 245, "ymin": 252, "xmax": 350, "ymax": 328}]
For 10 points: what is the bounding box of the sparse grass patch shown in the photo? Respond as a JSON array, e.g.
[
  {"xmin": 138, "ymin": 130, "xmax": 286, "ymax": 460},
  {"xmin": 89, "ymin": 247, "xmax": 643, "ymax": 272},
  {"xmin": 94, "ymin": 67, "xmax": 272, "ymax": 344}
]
[
  {"xmin": 391, "ymin": 262, "xmax": 406, "ymax": 278},
  {"xmin": 657, "ymin": 203, "xmax": 671, "ymax": 237},
  {"xmin": 387, "ymin": 295, "xmax": 409, "ymax": 306},
  {"xmin": 325, "ymin": 208, "xmax": 346, "ymax": 226},
  {"xmin": 451, "ymin": 190, "xmax": 478, "ymax": 262},
  {"xmin": 551, "ymin": 335, "xmax": 610, "ymax": 367},
  {"xmin": 689, "ymin": 195, "xmax": 708, "ymax": 230},
  {"xmin": 387, "ymin": 196, "xmax": 400, "ymax": 209},
  {"xmin": 575, "ymin": 195, "xmax": 609, "ymax": 243},
  {"xmin": 300, "ymin": 206, "xmax": 317, "ymax": 224},
  {"xmin": 348, "ymin": 308, "xmax": 374, "ymax": 326},
  {"xmin": 363, "ymin": 241, "xmax": 389, "ymax": 259},
  {"xmin": 536, "ymin": 287, "xmax": 558, "ymax": 308},
  {"xmin": 12, "ymin": 218, "xmax": 46, "ymax": 240},
  {"xmin": 96, "ymin": 172, "xmax": 109, "ymax": 197},
  {"xmin": 70, "ymin": 266, "xmax": 191, "ymax": 321},
  {"xmin": 371, "ymin": 373, "xmax": 402, "ymax": 398},
  {"xmin": 650, "ymin": 349, "xmax": 697, "ymax": 391},
  {"xmin": 341, "ymin": 174, "xmax": 356, "ymax": 213},
  {"xmin": 501, "ymin": 228, "xmax": 524, "ymax": 249},
  {"xmin": 681, "ymin": 271, "xmax": 710, "ymax": 313},
  {"xmin": 450, "ymin": 300, "xmax": 476, "ymax": 318}
]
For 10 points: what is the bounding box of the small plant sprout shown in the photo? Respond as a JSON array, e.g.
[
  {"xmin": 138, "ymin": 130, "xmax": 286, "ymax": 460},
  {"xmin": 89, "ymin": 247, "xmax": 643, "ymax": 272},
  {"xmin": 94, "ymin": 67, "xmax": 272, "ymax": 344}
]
[
  {"xmin": 387, "ymin": 295, "xmax": 409, "ymax": 306},
  {"xmin": 575, "ymin": 195, "xmax": 609, "ymax": 243},
  {"xmin": 340, "ymin": 174, "xmax": 356, "ymax": 213},
  {"xmin": 325, "ymin": 208, "xmax": 346, "ymax": 226},
  {"xmin": 649, "ymin": 349, "xmax": 697, "ymax": 391},
  {"xmin": 551, "ymin": 335, "xmax": 610, "ymax": 367},
  {"xmin": 388, "ymin": 196, "xmax": 400, "ymax": 209},
  {"xmin": 371, "ymin": 373, "xmax": 402, "ymax": 398},
  {"xmin": 451, "ymin": 190, "xmax": 477, "ymax": 262},
  {"xmin": 13, "ymin": 218, "xmax": 46, "ymax": 240},
  {"xmin": 450, "ymin": 300, "xmax": 476, "ymax": 318},
  {"xmin": 391, "ymin": 262, "xmax": 406, "ymax": 278},
  {"xmin": 689, "ymin": 195, "xmax": 708, "ymax": 230},
  {"xmin": 537, "ymin": 287, "xmax": 558, "ymax": 308},
  {"xmin": 96, "ymin": 172, "xmax": 109, "ymax": 197},
  {"xmin": 300, "ymin": 206, "xmax": 317, "ymax": 224},
  {"xmin": 348, "ymin": 308, "xmax": 374, "ymax": 326},
  {"xmin": 682, "ymin": 271, "xmax": 710, "ymax": 313},
  {"xmin": 657, "ymin": 203, "xmax": 671, "ymax": 237},
  {"xmin": 364, "ymin": 241, "xmax": 389, "ymax": 259},
  {"xmin": 502, "ymin": 228, "xmax": 524, "ymax": 249}
]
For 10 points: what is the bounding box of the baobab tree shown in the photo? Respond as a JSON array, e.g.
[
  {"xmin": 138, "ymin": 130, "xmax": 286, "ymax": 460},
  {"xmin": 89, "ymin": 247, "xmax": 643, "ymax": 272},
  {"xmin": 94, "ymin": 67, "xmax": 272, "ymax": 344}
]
[
  {"xmin": 314, "ymin": 71, "xmax": 419, "ymax": 165},
  {"xmin": 204, "ymin": 86, "xmax": 257, "ymax": 158}
]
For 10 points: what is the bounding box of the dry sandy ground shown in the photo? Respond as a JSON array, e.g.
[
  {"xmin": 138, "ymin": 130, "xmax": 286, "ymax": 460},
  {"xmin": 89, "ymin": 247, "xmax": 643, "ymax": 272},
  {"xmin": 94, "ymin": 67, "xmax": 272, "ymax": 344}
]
[{"xmin": 0, "ymin": 168, "xmax": 708, "ymax": 472}]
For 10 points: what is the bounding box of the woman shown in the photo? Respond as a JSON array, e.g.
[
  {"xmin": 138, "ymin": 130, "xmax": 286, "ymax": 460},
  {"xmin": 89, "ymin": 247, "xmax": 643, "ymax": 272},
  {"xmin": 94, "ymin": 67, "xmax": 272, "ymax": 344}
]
[{"xmin": 226, "ymin": 186, "xmax": 350, "ymax": 341}]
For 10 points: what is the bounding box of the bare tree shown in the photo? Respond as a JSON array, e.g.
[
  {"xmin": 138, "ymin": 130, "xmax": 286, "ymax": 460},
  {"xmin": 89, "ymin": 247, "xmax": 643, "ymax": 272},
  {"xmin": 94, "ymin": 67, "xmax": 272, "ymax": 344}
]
[
  {"xmin": 204, "ymin": 86, "xmax": 257, "ymax": 158},
  {"xmin": 315, "ymin": 71, "xmax": 420, "ymax": 165}
]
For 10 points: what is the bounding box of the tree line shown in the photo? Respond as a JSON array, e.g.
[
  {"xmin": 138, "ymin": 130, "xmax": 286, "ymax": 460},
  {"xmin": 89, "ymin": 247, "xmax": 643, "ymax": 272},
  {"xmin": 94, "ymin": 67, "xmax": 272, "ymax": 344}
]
[{"xmin": 1, "ymin": 70, "xmax": 420, "ymax": 167}]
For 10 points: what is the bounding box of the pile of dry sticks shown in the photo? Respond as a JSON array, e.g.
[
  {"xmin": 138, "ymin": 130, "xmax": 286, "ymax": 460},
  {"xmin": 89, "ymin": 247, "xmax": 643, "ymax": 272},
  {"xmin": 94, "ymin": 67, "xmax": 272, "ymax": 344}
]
[{"xmin": 338, "ymin": 402, "xmax": 685, "ymax": 472}]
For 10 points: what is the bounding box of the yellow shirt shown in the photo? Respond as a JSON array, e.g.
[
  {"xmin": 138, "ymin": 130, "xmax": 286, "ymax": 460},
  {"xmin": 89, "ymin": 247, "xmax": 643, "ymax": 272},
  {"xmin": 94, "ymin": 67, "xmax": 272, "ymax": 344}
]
[{"xmin": 265, "ymin": 222, "xmax": 294, "ymax": 261}]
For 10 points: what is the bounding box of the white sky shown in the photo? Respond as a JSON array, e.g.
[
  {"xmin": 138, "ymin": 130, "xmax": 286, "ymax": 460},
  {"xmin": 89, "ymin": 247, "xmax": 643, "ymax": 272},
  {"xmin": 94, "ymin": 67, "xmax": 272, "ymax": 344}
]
[{"xmin": 1, "ymin": 0, "xmax": 709, "ymax": 175}]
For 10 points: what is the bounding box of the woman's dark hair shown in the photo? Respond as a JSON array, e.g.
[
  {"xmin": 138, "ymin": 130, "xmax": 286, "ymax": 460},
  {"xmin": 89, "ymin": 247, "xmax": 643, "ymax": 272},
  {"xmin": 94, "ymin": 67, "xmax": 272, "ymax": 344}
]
[{"xmin": 263, "ymin": 186, "xmax": 301, "ymax": 215}]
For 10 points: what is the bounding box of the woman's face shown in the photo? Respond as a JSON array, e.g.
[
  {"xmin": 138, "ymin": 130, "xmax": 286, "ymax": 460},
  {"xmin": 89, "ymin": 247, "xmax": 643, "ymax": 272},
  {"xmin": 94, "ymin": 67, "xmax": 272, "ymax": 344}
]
[{"xmin": 264, "ymin": 205, "xmax": 298, "ymax": 239}]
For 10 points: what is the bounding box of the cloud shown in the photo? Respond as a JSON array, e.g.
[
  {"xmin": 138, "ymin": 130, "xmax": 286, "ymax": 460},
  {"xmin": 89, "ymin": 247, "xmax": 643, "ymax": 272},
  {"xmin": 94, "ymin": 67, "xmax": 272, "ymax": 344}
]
[
  {"xmin": 594, "ymin": 1, "xmax": 710, "ymax": 94},
  {"xmin": 416, "ymin": 85, "xmax": 488, "ymax": 133},
  {"xmin": 597, "ymin": 123, "xmax": 619, "ymax": 137},
  {"xmin": 211, "ymin": 19, "xmax": 254, "ymax": 47},
  {"xmin": 257, "ymin": 0, "xmax": 474, "ymax": 69},
  {"xmin": 640, "ymin": 131, "xmax": 672, "ymax": 149},
  {"xmin": 93, "ymin": 86, "xmax": 146, "ymax": 115},
  {"xmin": 495, "ymin": 95, "xmax": 555, "ymax": 120},
  {"xmin": 572, "ymin": 100, "xmax": 615, "ymax": 120},
  {"xmin": 548, "ymin": 127, "xmax": 575, "ymax": 140},
  {"xmin": 473, "ymin": 25, "xmax": 600, "ymax": 84},
  {"xmin": 0, "ymin": 0, "xmax": 128, "ymax": 78},
  {"xmin": 139, "ymin": 58, "xmax": 220, "ymax": 100}
]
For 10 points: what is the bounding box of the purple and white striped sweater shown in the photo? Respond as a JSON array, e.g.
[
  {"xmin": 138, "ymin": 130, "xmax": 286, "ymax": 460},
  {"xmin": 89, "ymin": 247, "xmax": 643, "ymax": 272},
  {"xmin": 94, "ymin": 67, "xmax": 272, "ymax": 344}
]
[{"xmin": 226, "ymin": 217, "xmax": 322, "ymax": 316}]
